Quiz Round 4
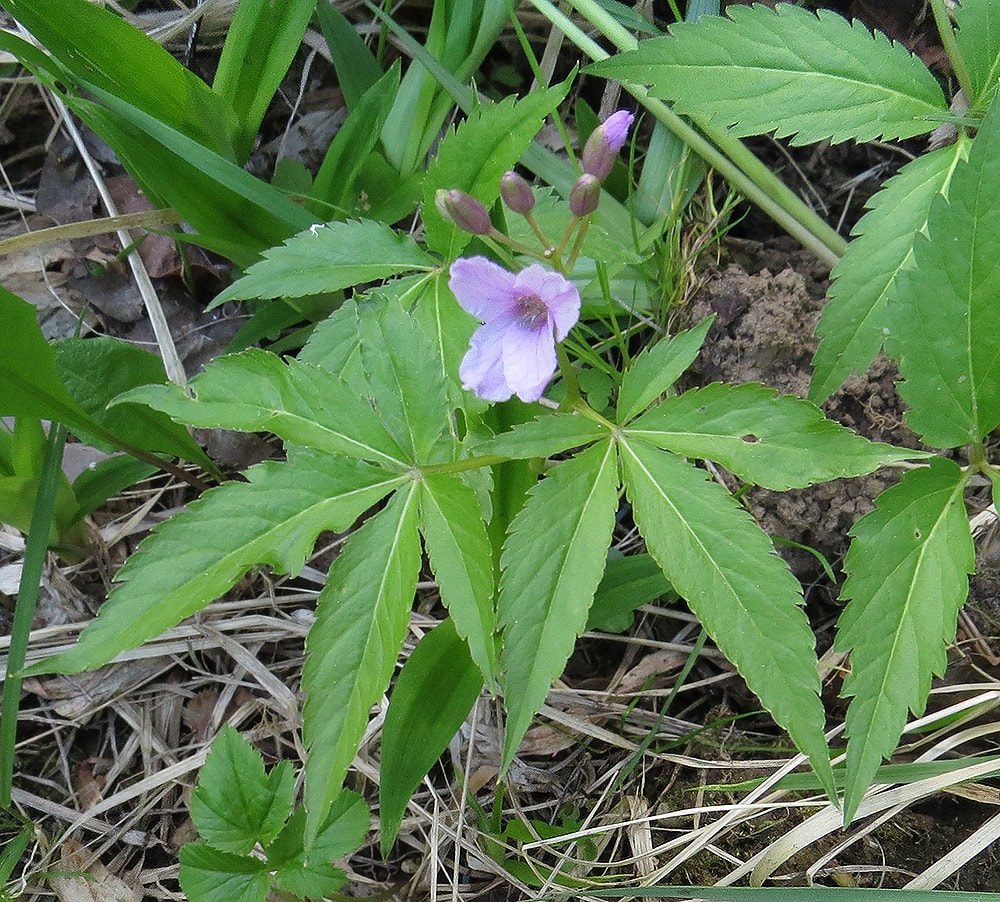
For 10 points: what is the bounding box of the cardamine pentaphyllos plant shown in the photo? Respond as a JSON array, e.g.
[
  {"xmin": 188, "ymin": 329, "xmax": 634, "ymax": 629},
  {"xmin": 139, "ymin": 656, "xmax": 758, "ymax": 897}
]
[{"xmin": 20, "ymin": 95, "xmax": 921, "ymax": 878}]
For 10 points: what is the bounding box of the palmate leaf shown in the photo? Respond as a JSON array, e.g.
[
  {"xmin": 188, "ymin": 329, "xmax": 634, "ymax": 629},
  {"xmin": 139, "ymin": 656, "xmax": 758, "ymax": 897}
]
[
  {"xmin": 835, "ymin": 459, "xmax": 972, "ymax": 821},
  {"xmin": 212, "ymin": 220, "xmax": 435, "ymax": 306},
  {"xmin": 419, "ymin": 474, "xmax": 497, "ymax": 683},
  {"xmin": 302, "ymin": 484, "xmax": 421, "ymax": 845},
  {"xmin": 619, "ymin": 438, "xmax": 834, "ymax": 796},
  {"xmin": 498, "ymin": 442, "xmax": 619, "ymax": 770},
  {"xmin": 954, "ymin": 0, "xmax": 1000, "ymax": 108},
  {"xmin": 473, "ymin": 412, "xmax": 610, "ymax": 460},
  {"xmin": 589, "ymin": 4, "xmax": 946, "ymax": 145},
  {"xmin": 626, "ymin": 383, "xmax": 925, "ymax": 490},
  {"xmin": 810, "ymin": 141, "xmax": 969, "ymax": 403},
  {"xmin": 891, "ymin": 92, "xmax": 1000, "ymax": 448},
  {"xmin": 24, "ymin": 452, "xmax": 403, "ymax": 677},
  {"xmin": 121, "ymin": 350, "xmax": 409, "ymax": 469}
]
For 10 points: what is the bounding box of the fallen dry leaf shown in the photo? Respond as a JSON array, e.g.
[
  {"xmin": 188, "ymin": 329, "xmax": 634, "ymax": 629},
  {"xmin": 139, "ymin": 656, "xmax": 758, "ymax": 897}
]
[{"xmin": 49, "ymin": 839, "xmax": 142, "ymax": 902}]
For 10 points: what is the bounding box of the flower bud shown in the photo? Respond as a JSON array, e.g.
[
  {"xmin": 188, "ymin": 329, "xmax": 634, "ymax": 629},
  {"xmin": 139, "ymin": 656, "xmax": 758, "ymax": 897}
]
[
  {"xmin": 434, "ymin": 189, "xmax": 494, "ymax": 235},
  {"xmin": 569, "ymin": 174, "xmax": 601, "ymax": 217},
  {"xmin": 581, "ymin": 109, "xmax": 635, "ymax": 180},
  {"xmin": 500, "ymin": 171, "xmax": 535, "ymax": 214}
]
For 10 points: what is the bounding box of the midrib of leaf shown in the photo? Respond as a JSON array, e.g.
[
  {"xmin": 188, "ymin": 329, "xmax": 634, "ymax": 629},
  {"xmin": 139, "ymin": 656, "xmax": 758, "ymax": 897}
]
[{"xmin": 264, "ymin": 405, "xmax": 407, "ymax": 469}]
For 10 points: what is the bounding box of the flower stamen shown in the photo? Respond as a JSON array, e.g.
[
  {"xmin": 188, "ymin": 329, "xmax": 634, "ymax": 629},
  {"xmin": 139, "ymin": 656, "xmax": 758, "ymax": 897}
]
[{"xmin": 514, "ymin": 294, "xmax": 549, "ymax": 330}]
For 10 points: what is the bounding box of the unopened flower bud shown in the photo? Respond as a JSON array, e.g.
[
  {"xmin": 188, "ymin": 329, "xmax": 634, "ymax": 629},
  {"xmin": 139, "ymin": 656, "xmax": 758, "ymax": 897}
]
[
  {"xmin": 500, "ymin": 171, "xmax": 535, "ymax": 214},
  {"xmin": 581, "ymin": 109, "xmax": 635, "ymax": 180},
  {"xmin": 569, "ymin": 174, "xmax": 601, "ymax": 217},
  {"xmin": 435, "ymin": 189, "xmax": 494, "ymax": 235}
]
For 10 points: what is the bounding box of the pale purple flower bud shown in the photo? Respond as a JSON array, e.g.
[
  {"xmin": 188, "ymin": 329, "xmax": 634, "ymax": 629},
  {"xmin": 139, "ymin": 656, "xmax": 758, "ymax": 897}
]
[
  {"xmin": 581, "ymin": 109, "xmax": 635, "ymax": 180},
  {"xmin": 569, "ymin": 174, "xmax": 601, "ymax": 217},
  {"xmin": 449, "ymin": 256, "xmax": 580, "ymax": 403},
  {"xmin": 500, "ymin": 171, "xmax": 535, "ymax": 214},
  {"xmin": 434, "ymin": 189, "xmax": 494, "ymax": 236}
]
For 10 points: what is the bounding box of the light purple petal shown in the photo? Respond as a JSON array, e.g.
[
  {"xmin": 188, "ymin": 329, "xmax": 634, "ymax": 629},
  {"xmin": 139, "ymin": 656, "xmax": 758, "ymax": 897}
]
[
  {"xmin": 502, "ymin": 322, "xmax": 557, "ymax": 402},
  {"xmin": 513, "ymin": 264, "xmax": 580, "ymax": 341},
  {"xmin": 460, "ymin": 321, "xmax": 513, "ymax": 401},
  {"xmin": 449, "ymin": 256, "xmax": 517, "ymax": 322},
  {"xmin": 602, "ymin": 110, "xmax": 634, "ymax": 153}
]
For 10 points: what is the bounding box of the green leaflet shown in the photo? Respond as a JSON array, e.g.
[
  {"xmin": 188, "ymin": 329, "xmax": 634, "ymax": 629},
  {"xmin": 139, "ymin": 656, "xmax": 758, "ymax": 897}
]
[
  {"xmin": 212, "ymin": 220, "xmax": 435, "ymax": 306},
  {"xmin": 419, "ymin": 475, "xmax": 497, "ymax": 683},
  {"xmin": 422, "ymin": 81, "xmax": 572, "ymax": 258},
  {"xmin": 588, "ymin": 4, "xmax": 946, "ymax": 145},
  {"xmin": 473, "ymin": 412, "xmax": 609, "ymax": 460},
  {"xmin": 24, "ymin": 453, "xmax": 403, "ymax": 677},
  {"xmin": 626, "ymin": 383, "xmax": 925, "ymax": 490},
  {"xmin": 498, "ymin": 442, "xmax": 619, "ymax": 771},
  {"xmin": 618, "ymin": 438, "xmax": 834, "ymax": 797},
  {"xmin": 954, "ymin": 0, "xmax": 1000, "ymax": 108},
  {"xmin": 892, "ymin": 92, "xmax": 1000, "ymax": 448},
  {"xmin": 189, "ymin": 727, "xmax": 295, "ymax": 855},
  {"xmin": 302, "ymin": 484, "xmax": 421, "ymax": 846},
  {"xmin": 121, "ymin": 350, "xmax": 409, "ymax": 469},
  {"xmin": 617, "ymin": 317, "xmax": 713, "ymax": 424},
  {"xmin": 810, "ymin": 140, "xmax": 968, "ymax": 404},
  {"xmin": 357, "ymin": 297, "xmax": 452, "ymax": 464},
  {"xmin": 379, "ymin": 619, "xmax": 484, "ymax": 853},
  {"xmin": 178, "ymin": 845, "xmax": 271, "ymax": 902},
  {"xmin": 835, "ymin": 458, "xmax": 972, "ymax": 822}
]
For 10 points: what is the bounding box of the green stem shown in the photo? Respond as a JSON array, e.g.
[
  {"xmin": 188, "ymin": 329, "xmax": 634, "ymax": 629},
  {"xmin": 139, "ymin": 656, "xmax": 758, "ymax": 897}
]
[
  {"xmin": 929, "ymin": 0, "xmax": 975, "ymax": 105},
  {"xmin": 556, "ymin": 340, "xmax": 582, "ymax": 408},
  {"xmin": 531, "ymin": 0, "xmax": 847, "ymax": 268}
]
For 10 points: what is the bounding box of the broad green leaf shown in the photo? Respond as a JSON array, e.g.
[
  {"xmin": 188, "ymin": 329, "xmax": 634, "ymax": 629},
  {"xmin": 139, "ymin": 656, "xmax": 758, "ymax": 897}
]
[
  {"xmin": 619, "ymin": 438, "xmax": 834, "ymax": 796},
  {"xmin": 589, "ymin": 4, "xmax": 946, "ymax": 145},
  {"xmin": 212, "ymin": 220, "xmax": 435, "ymax": 306},
  {"xmin": 178, "ymin": 843, "xmax": 270, "ymax": 902},
  {"xmin": 25, "ymin": 452, "xmax": 402, "ymax": 676},
  {"xmin": 891, "ymin": 93, "xmax": 1000, "ymax": 448},
  {"xmin": 71, "ymin": 456, "xmax": 158, "ymax": 519},
  {"xmin": 835, "ymin": 458, "xmax": 972, "ymax": 821},
  {"xmin": 121, "ymin": 350, "xmax": 409, "ymax": 469},
  {"xmin": 411, "ymin": 270, "xmax": 477, "ymax": 409},
  {"xmin": 810, "ymin": 141, "xmax": 968, "ymax": 403},
  {"xmin": 419, "ymin": 475, "xmax": 497, "ymax": 683},
  {"xmin": 302, "ymin": 484, "xmax": 421, "ymax": 845},
  {"xmin": 299, "ymin": 300, "xmax": 363, "ymax": 376},
  {"xmin": 54, "ymin": 337, "xmax": 211, "ymax": 466},
  {"xmin": 627, "ymin": 383, "xmax": 924, "ymax": 490},
  {"xmin": 473, "ymin": 413, "xmax": 609, "ymax": 460},
  {"xmin": 0, "ymin": 0, "xmax": 237, "ymax": 158},
  {"xmin": 190, "ymin": 726, "xmax": 294, "ymax": 855},
  {"xmin": 422, "ymin": 82, "xmax": 571, "ymax": 258},
  {"xmin": 954, "ymin": 0, "xmax": 1000, "ymax": 108},
  {"xmin": 357, "ymin": 297, "xmax": 451, "ymax": 464},
  {"xmin": 588, "ymin": 553, "xmax": 676, "ymax": 634},
  {"xmin": 617, "ymin": 317, "xmax": 713, "ymax": 423},
  {"xmin": 499, "ymin": 442, "xmax": 619, "ymax": 770},
  {"xmin": 212, "ymin": 0, "xmax": 315, "ymax": 162},
  {"xmin": 379, "ymin": 619, "xmax": 484, "ymax": 853}
]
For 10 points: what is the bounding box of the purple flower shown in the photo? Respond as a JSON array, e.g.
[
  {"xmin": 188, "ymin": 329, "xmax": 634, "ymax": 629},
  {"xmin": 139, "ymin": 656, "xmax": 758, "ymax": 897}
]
[
  {"xmin": 449, "ymin": 256, "xmax": 580, "ymax": 403},
  {"xmin": 582, "ymin": 109, "xmax": 635, "ymax": 180}
]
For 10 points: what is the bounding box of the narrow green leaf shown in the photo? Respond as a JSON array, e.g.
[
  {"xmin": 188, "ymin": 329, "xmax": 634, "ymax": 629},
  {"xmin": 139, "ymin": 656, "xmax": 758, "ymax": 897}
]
[
  {"xmin": 810, "ymin": 141, "xmax": 968, "ymax": 403},
  {"xmin": 213, "ymin": 220, "xmax": 434, "ymax": 305},
  {"xmin": 212, "ymin": 0, "xmax": 315, "ymax": 162},
  {"xmin": 835, "ymin": 458, "xmax": 972, "ymax": 821},
  {"xmin": 617, "ymin": 317, "xmax": 713, "ymax": 423},
  {"xmin": 473, "ymin": 413, "xmax": 609, "ymax": 460},
  {"xmin": 315, "ymin": 2, "xmax": 382, "ymax": 109},
  {"xmin": 121, "ymin": 350, "xmax": 409, "ymax": 469},
  {"xmin": 303, "ymin": 484, "xmax": 421, "ymax": 845},
  {"xmin": 499, "ymin": 442, "xmax": 619, "ymax": 770},
  {"xmin": 25, "ymin": 453, "xmax": 402, "ymax": 676},
  {"xmin": 420, "ymin": 475, "xmax": 496, "ymax": 683},
  {"xmin": 54, "ymin": 337, "xmax": 211, "ymax": 466},
  {"xmin": 892, "ymin": 93, "xmax": 1000, "ymax": 448},
  {"xmin": 379, "ymin": 619, "xmax": 483, "ymax": 853},
  {"xmin": 178, "ymin": 843, "xmax": 270, "ymax": 902},
  {"xmin": 619, "ymin": 437, "xmax": 833, "ymax": 796},
  {"xmin": 0, "ymin": 0, "xmax": 237, "ymax": 158},
  {"xmin": 357, "ymin": 297, "xmax": 451, "ymax": 464},
  {"xmin": 422, "ymin": 82, "xmax": 572, "ymax": 257},
  {"xmin": 589, "ymin": 4, "xmax": 946, "ymax": 145},
  {"xmin": 588, "ymin": 553, "xmax": 676, "ymax": 634},
  {"xmin": 411, "ymin": 270, "xmax": 477, "ymax": 409},
  {"xmin": 627, "ymin": 383, "xmax": 925, "ymax": 490},
  {"xmin": 954, "ymin": 0, "xmax": 1000, "ymax": 108},
  {"xmin": 190, "ymin": 726, "xmax": 294, "ymax": 855}
]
